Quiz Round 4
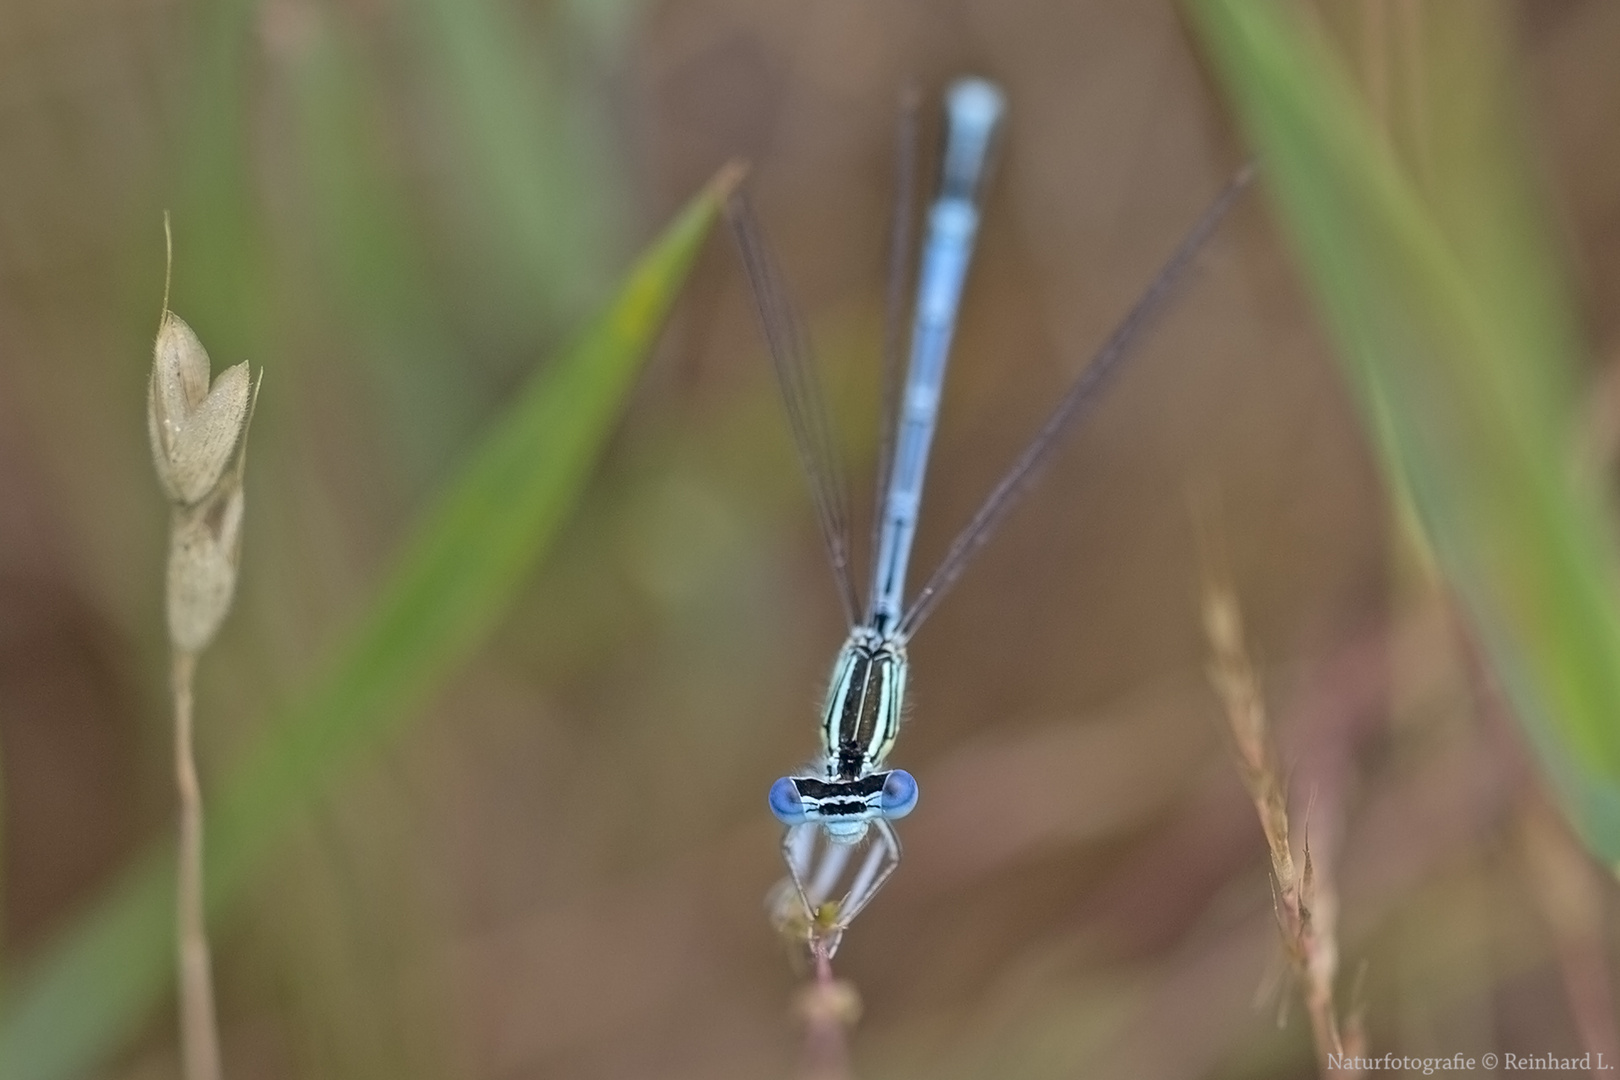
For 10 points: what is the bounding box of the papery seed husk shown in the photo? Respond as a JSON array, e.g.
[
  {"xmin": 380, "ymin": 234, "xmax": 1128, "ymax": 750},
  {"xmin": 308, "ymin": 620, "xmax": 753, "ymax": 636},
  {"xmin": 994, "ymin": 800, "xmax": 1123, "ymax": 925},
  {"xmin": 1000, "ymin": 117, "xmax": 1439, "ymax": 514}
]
[
  {"xmin": 162, "ymin": 361, "xmax": 252, "ymax": 506},
  {"xmin": 149, "ymin": 305, "xmax": 254, "ymax": 506},
  {"xmin": 153, "ymin": 313, "xmax": 211, "ymax": 430},
  {"xmin": 166, "ymin": 483, "xmax": 245, "ymax": 652},
  {"xmin": 148, "ymin": 371, "xmax": 181, "ymax": 503}
]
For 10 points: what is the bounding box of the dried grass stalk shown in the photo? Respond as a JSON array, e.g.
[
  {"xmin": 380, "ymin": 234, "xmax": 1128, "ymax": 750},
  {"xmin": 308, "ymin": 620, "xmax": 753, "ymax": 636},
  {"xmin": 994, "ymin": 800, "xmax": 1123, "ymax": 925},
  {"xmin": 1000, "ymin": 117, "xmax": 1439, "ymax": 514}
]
[
  {"xmin": 148, "ymin": 216, "xmax": 257, "ymax": 1080},
  {"xmin": 171, "ymin": 647, "xmax": 220, "ymax": 1080},
  {"xmin": 1198, "ymin": 529, "xmax": 1362, "ymax": 1078},
  {"xmin": 794, "ymin": 942, "xmax": 861, "ymax": 1080}
]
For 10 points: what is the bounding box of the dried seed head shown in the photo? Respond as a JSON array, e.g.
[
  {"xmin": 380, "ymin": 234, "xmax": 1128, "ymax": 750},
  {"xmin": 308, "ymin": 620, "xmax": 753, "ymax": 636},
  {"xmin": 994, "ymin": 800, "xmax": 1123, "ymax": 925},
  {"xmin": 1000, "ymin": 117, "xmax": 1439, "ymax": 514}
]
[
  {"xmin": 167, "ymin": 480, "xmax": 246, "ymax": 653},
  {"xmin": 146, "ymin": 292, "xmax": 260, "ymax": 652},
  {"xmin": 149, "ymin": 313, "xmax": 252, "ymax": 506}
]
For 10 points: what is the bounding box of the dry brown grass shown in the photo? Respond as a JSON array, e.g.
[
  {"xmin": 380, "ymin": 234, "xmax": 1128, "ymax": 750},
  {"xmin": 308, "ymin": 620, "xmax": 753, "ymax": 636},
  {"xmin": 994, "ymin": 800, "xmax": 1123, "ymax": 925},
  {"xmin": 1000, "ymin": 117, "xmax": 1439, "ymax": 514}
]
[{"xmin": 1199, "ymin": 515, "xmax": 1363, "ymax": 1078}]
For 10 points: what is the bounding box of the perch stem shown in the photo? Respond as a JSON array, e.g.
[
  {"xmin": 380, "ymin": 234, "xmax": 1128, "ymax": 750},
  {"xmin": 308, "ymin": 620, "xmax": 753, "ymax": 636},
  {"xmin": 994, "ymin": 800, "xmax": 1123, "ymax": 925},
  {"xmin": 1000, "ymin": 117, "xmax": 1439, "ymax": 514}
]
[{"xmin": 173, "ymin": 647, "xmax": 222, "ymax": 1080}]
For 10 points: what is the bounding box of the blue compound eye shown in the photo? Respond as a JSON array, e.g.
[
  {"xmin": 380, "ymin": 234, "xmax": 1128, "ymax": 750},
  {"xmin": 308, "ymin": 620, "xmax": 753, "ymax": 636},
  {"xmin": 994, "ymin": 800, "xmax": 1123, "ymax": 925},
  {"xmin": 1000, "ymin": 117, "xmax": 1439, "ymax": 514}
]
[
  {"xmin": 768, "ymin": 777, "xmax": 809, "ymax": 824},
  {"xmin": 880, "ymin": 770, "xmax": 919, "ymax": 819}
]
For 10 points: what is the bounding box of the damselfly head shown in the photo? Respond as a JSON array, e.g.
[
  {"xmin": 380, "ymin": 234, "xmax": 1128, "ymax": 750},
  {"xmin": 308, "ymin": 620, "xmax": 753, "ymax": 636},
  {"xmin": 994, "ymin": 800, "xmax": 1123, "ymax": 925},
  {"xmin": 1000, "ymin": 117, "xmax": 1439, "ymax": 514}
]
[{"xmin": 767, "ymin": 769, "xmax": 919, "ymax": 836}]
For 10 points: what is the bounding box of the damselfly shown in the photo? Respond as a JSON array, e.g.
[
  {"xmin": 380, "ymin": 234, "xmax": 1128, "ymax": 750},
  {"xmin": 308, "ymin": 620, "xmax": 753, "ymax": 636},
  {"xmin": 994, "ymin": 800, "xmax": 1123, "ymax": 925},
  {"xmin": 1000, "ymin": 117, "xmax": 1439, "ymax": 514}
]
[{"xmin": 727, "ymin": 78, "xmax": 1250, "ymax": 956}]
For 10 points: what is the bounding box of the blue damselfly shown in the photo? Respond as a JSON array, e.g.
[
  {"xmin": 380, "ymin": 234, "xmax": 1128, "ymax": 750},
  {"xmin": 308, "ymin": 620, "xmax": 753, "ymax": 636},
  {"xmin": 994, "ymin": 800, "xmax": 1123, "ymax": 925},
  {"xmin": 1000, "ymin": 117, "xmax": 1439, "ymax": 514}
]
[{"xmin": 727, "ymin": 78, "xmax": 1250, "ymax": 955}]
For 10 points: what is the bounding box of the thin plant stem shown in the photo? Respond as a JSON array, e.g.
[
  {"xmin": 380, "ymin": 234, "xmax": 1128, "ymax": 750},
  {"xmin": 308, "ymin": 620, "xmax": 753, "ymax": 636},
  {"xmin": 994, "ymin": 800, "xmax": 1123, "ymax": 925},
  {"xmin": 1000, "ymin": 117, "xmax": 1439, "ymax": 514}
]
[
  {"xmin": 796, "ymin": 941, "xmax": 859, "ymax": 1080},
  {"xmin": 172, "ymin": 646, "xmax": 222, "ymax": 1080}
]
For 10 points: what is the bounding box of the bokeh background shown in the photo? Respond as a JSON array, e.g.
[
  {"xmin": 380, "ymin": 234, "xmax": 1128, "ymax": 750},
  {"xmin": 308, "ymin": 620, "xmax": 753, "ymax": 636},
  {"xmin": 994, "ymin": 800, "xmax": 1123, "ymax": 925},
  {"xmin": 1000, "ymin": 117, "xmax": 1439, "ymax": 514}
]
[{"xmin": 3, "ymin": 0, "xmax": 1619, "ymax": 1077}]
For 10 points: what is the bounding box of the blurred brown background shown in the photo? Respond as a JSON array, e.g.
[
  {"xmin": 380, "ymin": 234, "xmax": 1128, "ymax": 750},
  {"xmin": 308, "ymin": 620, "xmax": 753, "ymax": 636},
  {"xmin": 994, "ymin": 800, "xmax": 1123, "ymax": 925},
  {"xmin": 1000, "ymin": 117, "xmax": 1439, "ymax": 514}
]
[{"xmin": 2, "ymin": 0, "xmax": 1618, "ymax": 1077}]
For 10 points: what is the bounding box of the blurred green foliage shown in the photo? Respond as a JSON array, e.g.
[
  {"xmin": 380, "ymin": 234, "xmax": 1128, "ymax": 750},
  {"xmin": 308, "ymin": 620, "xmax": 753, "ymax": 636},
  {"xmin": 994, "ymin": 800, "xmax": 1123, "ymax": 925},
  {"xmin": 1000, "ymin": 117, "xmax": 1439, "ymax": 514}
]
[
  {"xmin": 0, "ymin": 157, "xmax": 731, "ymax": 1080},
  {"xmin": 1187, "ymin": 1, "xmax": 1620, "ymax": 857},
  {"xmin": 173, "ymin": 0, "xmax": 629, "ymax": 481}
]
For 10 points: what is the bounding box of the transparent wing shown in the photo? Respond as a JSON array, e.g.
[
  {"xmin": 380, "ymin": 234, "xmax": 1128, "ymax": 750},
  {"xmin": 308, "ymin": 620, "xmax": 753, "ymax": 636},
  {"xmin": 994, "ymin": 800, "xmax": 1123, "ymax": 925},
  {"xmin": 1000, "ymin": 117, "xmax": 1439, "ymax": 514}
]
[
  {"xmin": 726, "ymin": 192, "xmax": 862, "ymax": 625},
  {"xmin": 897, "ymin": 164, "xmax": 1256, "ymax": 640},
  {"xmin": 867, "ymin": 90, "xmax": 921, "ymax": 625}
]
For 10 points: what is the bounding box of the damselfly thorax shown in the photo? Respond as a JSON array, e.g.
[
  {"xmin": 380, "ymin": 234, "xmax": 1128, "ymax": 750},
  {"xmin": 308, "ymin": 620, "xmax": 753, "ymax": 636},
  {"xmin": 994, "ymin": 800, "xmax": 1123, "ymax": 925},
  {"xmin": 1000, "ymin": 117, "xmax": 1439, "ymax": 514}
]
[{"xmin": 822, "ymin": 627, "xmax": 906, "ymax": 781}]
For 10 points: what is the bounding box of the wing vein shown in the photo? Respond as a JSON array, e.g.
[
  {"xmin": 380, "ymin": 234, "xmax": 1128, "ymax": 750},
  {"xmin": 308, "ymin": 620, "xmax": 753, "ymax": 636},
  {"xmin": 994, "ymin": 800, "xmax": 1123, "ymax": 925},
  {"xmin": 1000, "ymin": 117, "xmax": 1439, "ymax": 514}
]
[{"xmin": 727, "ymin": 192, "xmax": 862, "ymax": 625}]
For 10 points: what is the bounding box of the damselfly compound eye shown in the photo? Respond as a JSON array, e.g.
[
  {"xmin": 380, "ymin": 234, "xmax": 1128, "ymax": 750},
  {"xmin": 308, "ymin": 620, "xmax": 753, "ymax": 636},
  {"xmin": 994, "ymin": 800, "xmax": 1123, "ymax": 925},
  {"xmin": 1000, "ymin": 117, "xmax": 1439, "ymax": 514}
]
[
  {"xmin": 769, "ymin": 777, "xmax": 809, "ymax": 825},
  {"xmin": 880, "ymin": 770, "xmax": 918, "ymax": 819}
]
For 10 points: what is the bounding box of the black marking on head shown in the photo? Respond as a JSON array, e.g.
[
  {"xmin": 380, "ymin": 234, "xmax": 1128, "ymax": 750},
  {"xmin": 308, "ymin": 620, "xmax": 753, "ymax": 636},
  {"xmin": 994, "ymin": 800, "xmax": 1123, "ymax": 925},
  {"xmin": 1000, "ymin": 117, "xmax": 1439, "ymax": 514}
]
[{"xmin": 793, "ymin": 774, "xmax": 888, "ymax": 801}]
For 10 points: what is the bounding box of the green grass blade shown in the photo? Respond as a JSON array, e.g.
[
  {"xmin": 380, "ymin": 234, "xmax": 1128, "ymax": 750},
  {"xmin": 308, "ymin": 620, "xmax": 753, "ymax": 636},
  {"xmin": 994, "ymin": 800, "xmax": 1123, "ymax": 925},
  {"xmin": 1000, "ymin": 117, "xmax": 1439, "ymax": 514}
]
[
  {"xmin": 0, "ymin": 167, "xmax": 737, "ymax": 1080},
  {"xmin": 282, "ymin": 7, "xmax": 477, "ymax": 478},
  {"xmin": 407, "ymin": 0, "xmax": 624, "ymax": 328},
  {"xmin": 1184, "ymin": 1, "xmax": 1620, "ymax": 856}
]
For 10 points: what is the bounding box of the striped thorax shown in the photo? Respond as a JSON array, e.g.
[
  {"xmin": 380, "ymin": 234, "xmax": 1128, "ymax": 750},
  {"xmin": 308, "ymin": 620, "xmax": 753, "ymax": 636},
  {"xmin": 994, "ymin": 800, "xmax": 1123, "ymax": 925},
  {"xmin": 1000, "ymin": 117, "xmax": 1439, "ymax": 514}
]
[{"xmin": 822, "ymin": 626, "xmax": 906, "ymax": 780}]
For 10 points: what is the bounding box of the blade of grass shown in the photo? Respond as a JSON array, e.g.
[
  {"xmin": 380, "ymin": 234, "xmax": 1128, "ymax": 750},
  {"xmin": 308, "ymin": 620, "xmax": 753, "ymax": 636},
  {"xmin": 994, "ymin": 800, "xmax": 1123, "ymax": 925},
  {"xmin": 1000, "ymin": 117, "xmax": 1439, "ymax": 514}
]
[
  {"xmin": 1184, "ymin": 1, "xmax": 1620, "ymax": 858},
  {"xmin": 407, "ymin": 0, "xmax": 625, "ymax": 331},
  {"xmin": 0, "ymin": 167, "xmax": 738, "ymax": 1080},
  {"xmin": 283, "ymin": 6, "xmax": 477, "ymax": 481},
  {"xmin": 173, "ymin": 0, "xmax": 268, "ymax": 360}
]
